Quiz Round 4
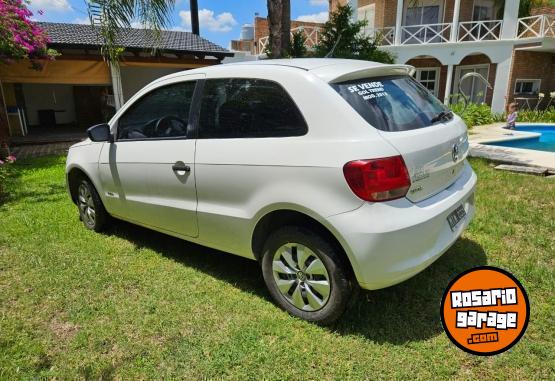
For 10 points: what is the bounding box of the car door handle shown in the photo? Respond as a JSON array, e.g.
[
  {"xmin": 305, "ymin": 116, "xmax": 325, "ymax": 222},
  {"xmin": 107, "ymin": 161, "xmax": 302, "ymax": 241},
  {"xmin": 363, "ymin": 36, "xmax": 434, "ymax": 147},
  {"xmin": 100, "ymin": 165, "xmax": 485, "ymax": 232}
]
[{"xmin": 172, "ymin": 163, "xmax": 191, "ymax": 172}]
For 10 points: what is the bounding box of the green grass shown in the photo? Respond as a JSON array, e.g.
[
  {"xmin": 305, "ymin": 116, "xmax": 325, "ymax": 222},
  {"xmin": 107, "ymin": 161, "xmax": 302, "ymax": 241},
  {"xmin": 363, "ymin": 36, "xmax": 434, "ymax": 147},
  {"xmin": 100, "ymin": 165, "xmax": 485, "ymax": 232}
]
[{"xmin": 0, "ymin": 156, "xmax": 553, "ymax": 380}]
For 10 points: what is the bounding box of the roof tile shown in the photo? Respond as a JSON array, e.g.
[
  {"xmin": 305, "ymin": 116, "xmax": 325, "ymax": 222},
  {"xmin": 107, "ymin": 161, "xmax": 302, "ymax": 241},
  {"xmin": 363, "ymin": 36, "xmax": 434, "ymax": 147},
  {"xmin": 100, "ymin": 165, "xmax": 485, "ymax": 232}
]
[{"xmin": 38, "ymin": 22, "xmax": 232, "ymax": 56}]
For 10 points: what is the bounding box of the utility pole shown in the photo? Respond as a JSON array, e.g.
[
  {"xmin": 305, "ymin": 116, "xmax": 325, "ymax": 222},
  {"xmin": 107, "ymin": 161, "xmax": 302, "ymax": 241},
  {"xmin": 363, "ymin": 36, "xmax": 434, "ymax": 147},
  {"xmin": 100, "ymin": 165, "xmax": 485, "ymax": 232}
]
[{"xmin": 190, "ymin": 0, "xmax": 200, "ymax": 35}]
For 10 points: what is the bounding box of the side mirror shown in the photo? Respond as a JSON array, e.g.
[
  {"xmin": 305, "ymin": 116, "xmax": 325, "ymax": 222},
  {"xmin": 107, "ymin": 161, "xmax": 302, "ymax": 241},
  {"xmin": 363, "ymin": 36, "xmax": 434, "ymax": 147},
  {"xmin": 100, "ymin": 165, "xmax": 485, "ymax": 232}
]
[{"xmin": 87, "ymin": 123, "xmax": 113, "ymax": 142}]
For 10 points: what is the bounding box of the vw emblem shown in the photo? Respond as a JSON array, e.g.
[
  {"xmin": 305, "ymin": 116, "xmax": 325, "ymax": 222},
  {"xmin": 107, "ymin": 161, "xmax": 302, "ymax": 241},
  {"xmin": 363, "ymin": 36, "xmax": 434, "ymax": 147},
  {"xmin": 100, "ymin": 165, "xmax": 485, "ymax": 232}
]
[{"xmin": 452, "ymin": 144, "xmax": 459, "ymax": 162}]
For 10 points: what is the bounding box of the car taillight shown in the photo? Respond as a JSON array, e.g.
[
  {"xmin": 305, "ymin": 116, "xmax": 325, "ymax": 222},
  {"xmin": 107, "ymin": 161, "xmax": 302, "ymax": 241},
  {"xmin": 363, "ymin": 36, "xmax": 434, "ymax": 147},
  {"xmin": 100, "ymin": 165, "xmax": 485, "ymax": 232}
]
[{"xmin": 343, "ymin": 156, "xmax": 411, "ymax": 202}]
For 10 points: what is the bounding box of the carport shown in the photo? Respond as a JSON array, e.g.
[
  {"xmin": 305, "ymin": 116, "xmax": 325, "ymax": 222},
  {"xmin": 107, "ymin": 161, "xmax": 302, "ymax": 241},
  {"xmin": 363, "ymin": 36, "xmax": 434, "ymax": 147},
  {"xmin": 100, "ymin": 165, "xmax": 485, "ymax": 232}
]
[{"xmin": 0, "ymin": 22, "xmax": 233, "ymax": 144}]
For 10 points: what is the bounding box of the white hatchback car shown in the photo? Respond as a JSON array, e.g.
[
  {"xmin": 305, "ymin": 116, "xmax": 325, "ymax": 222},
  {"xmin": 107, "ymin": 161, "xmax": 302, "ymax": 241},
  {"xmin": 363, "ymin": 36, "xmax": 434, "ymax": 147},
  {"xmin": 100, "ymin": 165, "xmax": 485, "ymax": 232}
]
[{"xmin": 66, "ymin": 58, "xmax": 476, "ymax": 324}]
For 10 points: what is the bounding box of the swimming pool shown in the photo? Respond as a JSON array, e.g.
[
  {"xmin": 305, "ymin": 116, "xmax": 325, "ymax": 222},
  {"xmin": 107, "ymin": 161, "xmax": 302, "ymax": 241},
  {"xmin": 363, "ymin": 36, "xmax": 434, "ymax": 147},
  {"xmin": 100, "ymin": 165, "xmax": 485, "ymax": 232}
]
[{"xmin": 485, "ymin": 125, "xmax": 555, "ymax": 153}]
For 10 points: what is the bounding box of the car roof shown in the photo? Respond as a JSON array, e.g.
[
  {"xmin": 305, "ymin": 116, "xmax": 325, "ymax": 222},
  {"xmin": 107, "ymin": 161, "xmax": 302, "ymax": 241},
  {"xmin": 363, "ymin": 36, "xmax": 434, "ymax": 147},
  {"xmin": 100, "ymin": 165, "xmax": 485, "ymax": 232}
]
[
  {"xmin": 224, "ymin": 58, "xmax": 414, "ymax": 83},
  {"xmin": 160, "ymin": 58, "xmax": 414, "ymax": 84},
  {"xmin": 225, "ymin": 58, "xmax": 374, "ymax": 71}
]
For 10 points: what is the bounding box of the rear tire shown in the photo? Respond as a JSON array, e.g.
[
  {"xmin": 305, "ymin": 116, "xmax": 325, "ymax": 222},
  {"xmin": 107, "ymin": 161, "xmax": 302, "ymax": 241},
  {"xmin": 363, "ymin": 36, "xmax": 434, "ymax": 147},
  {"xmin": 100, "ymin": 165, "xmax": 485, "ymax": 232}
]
[
  {"xmin": 261, "ymin": 226, "xmax": 354, "ymax": 325},
  {"xmin": 76, "ymin": 178, "xmax": 110, "ymax": 232}
]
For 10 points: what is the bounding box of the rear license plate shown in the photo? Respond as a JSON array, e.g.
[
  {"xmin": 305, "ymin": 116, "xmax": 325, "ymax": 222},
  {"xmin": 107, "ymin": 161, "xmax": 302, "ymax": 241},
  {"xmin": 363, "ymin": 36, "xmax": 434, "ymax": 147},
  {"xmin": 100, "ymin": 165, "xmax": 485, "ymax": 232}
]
[{"xmin": 447, "ymin": 205, "xmax": 466, "ymax": 231}]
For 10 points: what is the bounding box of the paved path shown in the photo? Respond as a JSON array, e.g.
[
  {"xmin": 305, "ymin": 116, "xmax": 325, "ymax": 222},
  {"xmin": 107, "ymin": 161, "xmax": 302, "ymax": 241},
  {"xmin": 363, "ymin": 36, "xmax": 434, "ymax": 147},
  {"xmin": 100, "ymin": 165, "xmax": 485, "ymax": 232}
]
[
  {"xmin": 11, "ymin": 141, "xmax": 75, "ymax": 159},
  {"xmin": 468, "ymin": 123, "xmax": 555, "ymax": 172}
]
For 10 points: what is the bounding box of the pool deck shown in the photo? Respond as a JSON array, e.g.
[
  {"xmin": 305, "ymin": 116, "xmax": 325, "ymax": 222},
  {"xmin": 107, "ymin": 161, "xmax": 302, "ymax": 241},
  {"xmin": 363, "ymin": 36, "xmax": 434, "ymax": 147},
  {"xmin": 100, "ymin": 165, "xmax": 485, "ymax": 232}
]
[{"xmin": 468, "ymin": 123, "xmax": 555, "ymax": 172}]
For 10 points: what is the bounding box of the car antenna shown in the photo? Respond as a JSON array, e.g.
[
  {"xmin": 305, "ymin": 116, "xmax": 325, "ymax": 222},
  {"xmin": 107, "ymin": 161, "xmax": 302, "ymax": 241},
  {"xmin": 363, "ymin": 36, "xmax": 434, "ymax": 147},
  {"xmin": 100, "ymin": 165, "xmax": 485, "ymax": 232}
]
[{"xmin": 324, "ymin": 31, "xmax": 342, "ymax": 58}]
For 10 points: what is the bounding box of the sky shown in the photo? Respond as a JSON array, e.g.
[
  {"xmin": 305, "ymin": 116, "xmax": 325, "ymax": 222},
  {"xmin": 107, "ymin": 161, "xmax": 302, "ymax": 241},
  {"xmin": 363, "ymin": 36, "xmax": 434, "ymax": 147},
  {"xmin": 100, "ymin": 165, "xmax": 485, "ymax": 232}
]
[{"xmin": 28, "ymin": 0, "xmax": 330, "ymax": 49}]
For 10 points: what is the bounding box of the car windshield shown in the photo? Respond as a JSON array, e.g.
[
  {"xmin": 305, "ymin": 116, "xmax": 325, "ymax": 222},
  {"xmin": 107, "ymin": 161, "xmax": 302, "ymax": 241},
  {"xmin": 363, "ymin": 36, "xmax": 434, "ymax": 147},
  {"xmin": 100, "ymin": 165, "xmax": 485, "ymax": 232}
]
[{"xmin": 331, "ymin": 75, "xmax": 450, "ymax": 132}]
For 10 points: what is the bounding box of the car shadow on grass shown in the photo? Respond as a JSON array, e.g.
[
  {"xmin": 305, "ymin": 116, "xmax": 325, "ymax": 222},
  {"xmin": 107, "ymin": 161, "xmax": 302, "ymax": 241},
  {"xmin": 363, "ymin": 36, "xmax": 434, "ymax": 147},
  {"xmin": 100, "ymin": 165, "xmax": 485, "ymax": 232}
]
[{"xmin": 107, "ymin": 220, "xmax": 486, "ymax": 344}]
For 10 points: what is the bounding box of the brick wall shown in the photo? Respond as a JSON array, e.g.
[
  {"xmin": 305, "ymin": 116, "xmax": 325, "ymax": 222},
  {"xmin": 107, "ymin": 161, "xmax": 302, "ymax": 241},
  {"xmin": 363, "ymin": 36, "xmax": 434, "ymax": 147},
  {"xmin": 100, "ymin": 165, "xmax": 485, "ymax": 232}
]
[
  {"xmin": 531, "ymin": 6, "xmax": 555, "ymax": 16},
  {"xmin": 507, "ymin": 51, "xmax": 555, "ymax": 106},
  {"xmin": 329, "ymin": 0, "xmax": 348, "ymax": 13},
  {"xmin": 407, "ymin": 54, "xmax": 497, "ymax": 105},
  {"xmin": 331, "ymin": 0, "xmax": 483, "ymax": 29},
  {"xmin": 230, "ymin": 40, "xmax": 255, "ymax": 54}
]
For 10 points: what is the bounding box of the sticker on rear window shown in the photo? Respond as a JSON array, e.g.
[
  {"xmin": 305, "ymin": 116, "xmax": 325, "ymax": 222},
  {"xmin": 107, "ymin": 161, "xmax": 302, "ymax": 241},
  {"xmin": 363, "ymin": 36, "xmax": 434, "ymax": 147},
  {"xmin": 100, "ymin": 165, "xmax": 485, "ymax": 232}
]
[{"xmin": 347, "ymin": 81, "xmax": 388, "ymax": 100}]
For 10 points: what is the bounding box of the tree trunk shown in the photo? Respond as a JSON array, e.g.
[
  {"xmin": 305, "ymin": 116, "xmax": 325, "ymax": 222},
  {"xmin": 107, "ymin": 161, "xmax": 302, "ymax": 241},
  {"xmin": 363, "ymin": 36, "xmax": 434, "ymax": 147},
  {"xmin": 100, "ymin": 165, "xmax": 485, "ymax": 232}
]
[
  {"xmin": 267, "ymin": 0, "xmax": 291, "ymax": 58},
  {"xmin": 281, "ymin": 0, "xmax": 290, "ymax": 56}
]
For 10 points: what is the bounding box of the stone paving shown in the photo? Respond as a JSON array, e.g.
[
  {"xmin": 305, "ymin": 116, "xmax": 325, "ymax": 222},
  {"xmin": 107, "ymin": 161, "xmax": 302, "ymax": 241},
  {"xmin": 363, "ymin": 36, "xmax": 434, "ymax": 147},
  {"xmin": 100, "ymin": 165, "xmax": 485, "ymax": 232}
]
[{"xmin": 11, "ymin": 141, "xmax": 77, "ymax": 159}]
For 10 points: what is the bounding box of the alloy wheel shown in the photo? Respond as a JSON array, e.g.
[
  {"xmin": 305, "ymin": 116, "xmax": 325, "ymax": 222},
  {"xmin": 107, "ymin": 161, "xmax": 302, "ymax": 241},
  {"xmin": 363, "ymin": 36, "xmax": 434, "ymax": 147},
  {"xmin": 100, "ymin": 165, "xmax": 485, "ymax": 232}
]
[
  {"xmin": 78, "ymin": 183, "xmax": 96, "ymax": 227},
  {"xmin": 272, "ymin": 243, "xmax": 331, "ymax": 311}
]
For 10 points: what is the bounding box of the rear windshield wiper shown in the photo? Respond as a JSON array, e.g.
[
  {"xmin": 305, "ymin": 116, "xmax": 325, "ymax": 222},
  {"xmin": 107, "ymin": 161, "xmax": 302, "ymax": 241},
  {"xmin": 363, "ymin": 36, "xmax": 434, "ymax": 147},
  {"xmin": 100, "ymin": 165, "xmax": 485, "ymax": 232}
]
[{"xmin": 430, "ymin": 111, "xmax": 453, "ymax": 124}]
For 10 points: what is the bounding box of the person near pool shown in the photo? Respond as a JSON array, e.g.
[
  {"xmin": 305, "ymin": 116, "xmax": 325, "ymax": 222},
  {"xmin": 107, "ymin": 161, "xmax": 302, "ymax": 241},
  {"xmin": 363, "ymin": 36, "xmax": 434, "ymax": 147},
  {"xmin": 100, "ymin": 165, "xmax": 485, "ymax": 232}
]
[{"xmin": 505, "ymin": 102, "xmax": 518, "ymax": 130}]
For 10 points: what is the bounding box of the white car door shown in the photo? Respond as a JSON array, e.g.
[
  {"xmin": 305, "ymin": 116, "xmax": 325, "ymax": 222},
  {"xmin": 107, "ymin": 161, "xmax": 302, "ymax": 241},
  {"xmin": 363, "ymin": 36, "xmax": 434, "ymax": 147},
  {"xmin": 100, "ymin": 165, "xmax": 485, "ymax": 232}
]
[{"xmin": 98, "ymin": 75, "xmax": 203, "ymax": 237}]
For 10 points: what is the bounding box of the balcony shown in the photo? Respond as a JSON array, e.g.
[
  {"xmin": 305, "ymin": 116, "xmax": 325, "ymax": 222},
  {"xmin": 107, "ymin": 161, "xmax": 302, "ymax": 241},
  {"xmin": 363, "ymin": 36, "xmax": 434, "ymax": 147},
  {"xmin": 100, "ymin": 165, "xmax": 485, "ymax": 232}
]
[
  {"xmin": 257, "ymin": 25, "xmax": 322, "ymax": 54},
  {"xmin": 256, "ymin": 14, "xmax": 554, "ymax": 53},
  {"xmin": 517, "ymin": 14, "xmax": 555, "ymax": 39}
]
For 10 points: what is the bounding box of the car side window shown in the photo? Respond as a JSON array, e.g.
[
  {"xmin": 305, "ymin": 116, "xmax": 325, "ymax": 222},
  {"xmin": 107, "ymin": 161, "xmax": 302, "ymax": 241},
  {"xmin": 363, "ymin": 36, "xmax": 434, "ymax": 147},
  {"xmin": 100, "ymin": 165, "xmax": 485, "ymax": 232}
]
[
  {"xmin": 117, "ymin": 81, "xmax": 196, "ymax": 140},
  {"xmin": 198, "ymin": 78, "xmax": 308, "ymax": 139}
]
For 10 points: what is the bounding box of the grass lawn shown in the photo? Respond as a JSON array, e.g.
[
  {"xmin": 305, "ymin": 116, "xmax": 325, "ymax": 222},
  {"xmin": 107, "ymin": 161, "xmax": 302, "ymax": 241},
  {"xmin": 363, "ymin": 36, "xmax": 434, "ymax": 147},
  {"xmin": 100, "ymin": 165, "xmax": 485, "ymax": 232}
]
[{"xmin": 0, "ymin": 156, "xmax": 553, "ymax": 379}]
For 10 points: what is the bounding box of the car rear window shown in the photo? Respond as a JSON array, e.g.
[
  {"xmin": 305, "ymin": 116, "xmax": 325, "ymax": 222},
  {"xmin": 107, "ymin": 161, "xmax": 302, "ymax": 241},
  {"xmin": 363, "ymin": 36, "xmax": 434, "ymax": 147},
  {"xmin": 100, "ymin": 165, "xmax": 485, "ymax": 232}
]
[{"xmin": 331, "ymin": 75, "xmax": 450, "ymax": 132}]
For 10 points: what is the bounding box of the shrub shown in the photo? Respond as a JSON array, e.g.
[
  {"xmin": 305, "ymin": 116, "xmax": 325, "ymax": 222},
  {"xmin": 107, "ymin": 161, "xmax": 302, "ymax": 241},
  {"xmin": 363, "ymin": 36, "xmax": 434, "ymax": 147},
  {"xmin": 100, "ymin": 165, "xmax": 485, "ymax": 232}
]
[
  {"xmin": 516, "ymin": 107, "xmax": 555, "ymax": 123},
  {"xmin": 450, "ymin": 102, "xmax": 503, "ymax": 128},
  {"xmin": 312, "ymin": 4, "xmax": 395, "ymax": 63}
]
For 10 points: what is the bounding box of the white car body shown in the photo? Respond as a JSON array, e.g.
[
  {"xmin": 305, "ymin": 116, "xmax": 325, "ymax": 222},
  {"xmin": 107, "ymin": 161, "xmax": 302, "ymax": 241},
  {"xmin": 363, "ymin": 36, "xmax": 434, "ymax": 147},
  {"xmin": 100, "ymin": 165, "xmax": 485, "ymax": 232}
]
[{"xmin": 66, "ymin": 58, "xmax": 476, "ymax": 292}]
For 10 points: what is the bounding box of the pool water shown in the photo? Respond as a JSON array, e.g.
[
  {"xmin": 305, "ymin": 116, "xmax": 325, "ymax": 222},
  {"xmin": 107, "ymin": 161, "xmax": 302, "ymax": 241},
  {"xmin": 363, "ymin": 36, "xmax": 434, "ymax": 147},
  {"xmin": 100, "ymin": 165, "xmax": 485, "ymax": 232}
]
[{"xmin": 486, "ymin": 125, "xmax": 555, "ymax": 153}]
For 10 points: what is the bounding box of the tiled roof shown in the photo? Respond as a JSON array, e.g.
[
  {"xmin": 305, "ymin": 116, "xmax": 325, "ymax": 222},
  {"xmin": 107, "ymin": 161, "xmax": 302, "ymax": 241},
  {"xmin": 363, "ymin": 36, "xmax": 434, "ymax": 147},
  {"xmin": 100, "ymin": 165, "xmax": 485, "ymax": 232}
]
[{"xmin": 38, "ymin": 22, "xmax": 232, "ymax": 57}]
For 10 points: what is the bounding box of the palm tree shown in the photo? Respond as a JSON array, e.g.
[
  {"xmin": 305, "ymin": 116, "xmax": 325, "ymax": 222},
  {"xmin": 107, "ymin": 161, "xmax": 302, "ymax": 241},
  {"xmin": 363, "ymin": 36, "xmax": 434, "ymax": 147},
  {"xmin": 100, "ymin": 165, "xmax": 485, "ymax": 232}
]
[
  {"xmin": 87, "ymin": 0, "xmax": 181, "ymax": 62},
  {"xmin": 266, "ymin": 0, "xmax": 291, "ymax": 58}
]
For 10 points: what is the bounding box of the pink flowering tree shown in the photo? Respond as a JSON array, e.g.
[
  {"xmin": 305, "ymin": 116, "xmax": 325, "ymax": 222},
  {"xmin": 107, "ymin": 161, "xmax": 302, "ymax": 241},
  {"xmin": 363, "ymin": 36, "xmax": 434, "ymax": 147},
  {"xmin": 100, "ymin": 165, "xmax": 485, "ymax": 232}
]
[
  {"xmin": 0, "ymin": 0, "xmax": 58, "ymax": 149},
  {"xmin": 0, "ymin": 0, "xmax": 57, "ymax": 63}
]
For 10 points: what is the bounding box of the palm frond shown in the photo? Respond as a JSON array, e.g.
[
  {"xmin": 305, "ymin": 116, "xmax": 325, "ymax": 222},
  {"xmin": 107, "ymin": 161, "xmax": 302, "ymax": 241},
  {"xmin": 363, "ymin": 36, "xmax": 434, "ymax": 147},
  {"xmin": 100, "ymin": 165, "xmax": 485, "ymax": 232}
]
[{"xmin": 87, "ymin": 0, "xmax": 175, "ymax": 62}]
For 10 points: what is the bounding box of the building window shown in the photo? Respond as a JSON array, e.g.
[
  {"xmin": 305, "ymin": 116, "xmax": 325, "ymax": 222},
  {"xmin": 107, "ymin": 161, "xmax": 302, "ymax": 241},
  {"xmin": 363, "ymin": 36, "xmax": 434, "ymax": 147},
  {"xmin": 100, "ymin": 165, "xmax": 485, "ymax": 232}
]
[
  {"xmin": 358, "ymin": 4, "xmax": 375, "ymax": 35},
  {"xmin": 514, "ymin": 79, "xmax": 541, "ymax": 95},
  {"xmin": 415, "ymin": 68, "xmax": 440, "ymax": 97}
]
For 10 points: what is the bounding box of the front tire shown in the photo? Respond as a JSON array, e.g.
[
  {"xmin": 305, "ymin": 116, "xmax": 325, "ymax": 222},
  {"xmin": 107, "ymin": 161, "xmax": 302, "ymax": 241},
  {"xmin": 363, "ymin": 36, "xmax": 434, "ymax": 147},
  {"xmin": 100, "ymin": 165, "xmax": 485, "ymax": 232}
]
[
  {"xmin": 76, "ymin": 178, "xmax": 110, "ymax": 232},
  {"xmin": 261, "ymin": 226, "xmax": 354, "ymax": 325}
]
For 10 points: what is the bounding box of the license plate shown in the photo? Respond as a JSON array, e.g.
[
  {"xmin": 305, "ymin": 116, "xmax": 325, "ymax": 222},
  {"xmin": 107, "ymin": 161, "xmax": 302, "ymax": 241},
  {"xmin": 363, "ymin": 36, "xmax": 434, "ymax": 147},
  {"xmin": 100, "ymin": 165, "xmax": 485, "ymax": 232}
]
[{"xmin": 447, "ymin": 205, "xmax": 466, "ymax": 231}]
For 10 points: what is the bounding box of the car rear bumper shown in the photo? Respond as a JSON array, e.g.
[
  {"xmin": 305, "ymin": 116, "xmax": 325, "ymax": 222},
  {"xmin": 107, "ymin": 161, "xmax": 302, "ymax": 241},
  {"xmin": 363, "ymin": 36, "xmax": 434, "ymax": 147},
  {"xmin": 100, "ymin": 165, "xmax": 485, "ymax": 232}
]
[{"xmin": 327, "ymin": 160, "xmax": 477, "ymax": 290}]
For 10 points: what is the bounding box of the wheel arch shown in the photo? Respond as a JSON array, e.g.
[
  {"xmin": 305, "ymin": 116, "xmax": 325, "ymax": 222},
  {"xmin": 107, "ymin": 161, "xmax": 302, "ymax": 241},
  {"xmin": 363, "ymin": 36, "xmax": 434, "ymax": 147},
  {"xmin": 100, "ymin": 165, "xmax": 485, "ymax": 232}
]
[
  {"xmin": 250, "ymin": 208, "xmax": 357, "ymax": 279},
  {"xmin": 67, "ymin": 165, "xmax": 96, "ymax": 205}
]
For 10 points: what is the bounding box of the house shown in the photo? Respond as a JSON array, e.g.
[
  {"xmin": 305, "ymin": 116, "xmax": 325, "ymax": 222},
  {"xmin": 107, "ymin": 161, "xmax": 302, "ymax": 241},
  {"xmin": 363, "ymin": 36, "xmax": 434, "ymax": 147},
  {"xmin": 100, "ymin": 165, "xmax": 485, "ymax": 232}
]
[
  {"xmin": 328, "ymin": 0, "xmax": 555, "ymax": 113},
  {"xmin": 251, "ymin": 1, "xmax": 554, "ymax": 113},
  {"xmin": 231, "ymin": 17, "xmax": 324, "ymax": 55},
  {"xmin": 0, "ymin": 22, "xmax": 233, "ymax": 141}
]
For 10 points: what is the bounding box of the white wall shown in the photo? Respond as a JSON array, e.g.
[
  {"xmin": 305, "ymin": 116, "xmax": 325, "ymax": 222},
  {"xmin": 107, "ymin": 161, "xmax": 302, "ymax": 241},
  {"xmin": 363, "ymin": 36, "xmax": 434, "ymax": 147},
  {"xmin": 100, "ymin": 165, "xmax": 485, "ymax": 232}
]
[
  {"xmin": 120, "ymin": 67, "xmax": 183, "ymax": 101},
  {"xmin": 22, "ymin": 83, "xmax": 76, "ymax": 126}
]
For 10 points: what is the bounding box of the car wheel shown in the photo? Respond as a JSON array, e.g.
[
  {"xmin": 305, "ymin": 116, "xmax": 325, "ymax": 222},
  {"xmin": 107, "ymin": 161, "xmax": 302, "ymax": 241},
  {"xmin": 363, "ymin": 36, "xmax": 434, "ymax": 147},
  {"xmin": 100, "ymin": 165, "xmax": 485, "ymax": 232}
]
[
  {"xmin": 76, "ymin": 178, "xmax": 110, "ymax": 232},
  {"xmin": 261, "ymin": 226, "xmax": 354, "ymax": 325}
]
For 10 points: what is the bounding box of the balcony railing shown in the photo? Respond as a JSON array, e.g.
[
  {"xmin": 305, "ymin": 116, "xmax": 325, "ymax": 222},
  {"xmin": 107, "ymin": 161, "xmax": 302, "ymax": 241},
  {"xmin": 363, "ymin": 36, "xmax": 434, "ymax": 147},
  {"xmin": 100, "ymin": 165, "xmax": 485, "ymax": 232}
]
[
  {"xmin": 361, "ymin": 26, "xmax": 395, "ymax": 46},
  {"xmin": 400, "ymin": 22, "xmax": 451, "ymax": 44},
  {"xmin": 256, "ymin": 15, "xmax": 555, "ymax": 52},
  {"xmin": 257, "ymin": 25, "xmax": 322, "ymax": 54},
  {"xmin": 458, "ymin": 20, "xmax": 502, "ymax": 42},
  {"xmin": 517, "ymin": 14, "xmax": 555, "ymax": 38}
]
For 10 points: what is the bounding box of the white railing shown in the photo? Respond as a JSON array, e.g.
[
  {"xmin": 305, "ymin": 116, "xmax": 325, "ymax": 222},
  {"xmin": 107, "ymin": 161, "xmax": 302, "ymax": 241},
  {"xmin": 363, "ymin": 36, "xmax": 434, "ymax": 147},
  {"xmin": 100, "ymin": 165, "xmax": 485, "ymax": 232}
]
[
  {"xmin": 258, "ymin": 36, "xmax": 269, "ymax": 54},
  {"xmin": 256, "ymin": 15, "xmax": 555, "ymax": 54},
  {"xmin": 458, "ymin": 20, "xmax": 502, "ymax": 41},
  {"xmin": 257, "ymin": 26, "xmax": 322, "ymax": 54},
  {"xmin": 517, "ymin": 14, "xmax": 555, "ymax": 38},
  {"xmin": 361, "ymin": 26, "xmax": 395, "ymax": 46},
  {"xmin": 292, "ymin": 25, "xmax": 321, "ymax": 47},
  {"xmin": 400, "ymin": 22, "xmax": 451, "ymax": 44}
]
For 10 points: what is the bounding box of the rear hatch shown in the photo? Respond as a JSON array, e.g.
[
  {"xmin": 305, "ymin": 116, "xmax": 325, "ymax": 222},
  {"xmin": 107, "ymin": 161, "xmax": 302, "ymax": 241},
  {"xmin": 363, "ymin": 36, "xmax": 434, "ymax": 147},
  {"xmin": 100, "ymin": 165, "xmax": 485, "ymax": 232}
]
[{"xmin": 330, "ymin": 74, "xmax": 469, "ymax": 203}]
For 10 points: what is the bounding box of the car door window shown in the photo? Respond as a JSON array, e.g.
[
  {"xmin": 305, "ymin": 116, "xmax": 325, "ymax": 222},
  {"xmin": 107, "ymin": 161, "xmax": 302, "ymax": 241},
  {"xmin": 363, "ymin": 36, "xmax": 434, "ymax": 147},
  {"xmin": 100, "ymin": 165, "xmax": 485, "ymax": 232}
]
[
  {"xmin": 198, "ymin": 78, "xmax": 307, "ymax": 139},
  {"xmin": 117, "ymin": 81, "xmax": 196, "ymax": 140}
]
